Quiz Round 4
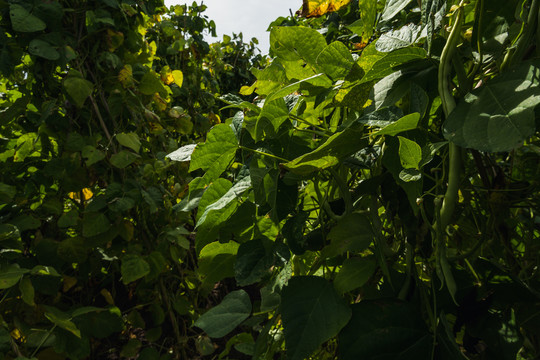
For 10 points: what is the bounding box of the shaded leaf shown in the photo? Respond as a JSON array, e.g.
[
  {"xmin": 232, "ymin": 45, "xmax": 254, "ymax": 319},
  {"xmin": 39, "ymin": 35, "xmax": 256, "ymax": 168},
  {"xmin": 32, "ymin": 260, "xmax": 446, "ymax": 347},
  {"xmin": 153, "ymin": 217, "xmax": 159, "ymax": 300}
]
[
  {"xmin": 339, "ymin": 300, "xmax": 431, "ymax": 359},
  {"xmin": 0, "ymin": 265, "xmax": 28, "ymax": 289},
  {"xmin": 323, "ymin": 213, "xmax": 374, "ymax": 257},
  {"xmin": 116, "ymin": 132, "xmax": 141, "ymax": 153},
  {"xmin": 43, "ymin": 306, "xmax": 81, "ymax": 338},
  {"xmin": 110, "ymin": 150, "xmax": 139, "ymax": 168},
  {"xmin": 194, "ymin": 290, "xmax": 252, "ymax": 338},
  {"xmin": 121, "ymin": 254, "xmax": 150, "ymax": 284},
  {"xmin": 316, "ymin": 41, "xmax": 355, "ymax": 80},
  {"xmin": 281, "ymin": 276, "xmax": 351, "ymax": 360},
  {"xmin": 198, "ymin": 241, "xmax": 240, "ymax": 284},
  {"xmin": 28, "ymin": 39, "xmax": 59, "ymax": 60},
  {"xmin": 10, "ymin": 4, "xmax": 46, "ymax": 32},
  {"xmin": 235, "ymin": 239, "xmax": 274, "ymax": 286},
  {"xmin": 63, "ymin": 71, "xmax": 94, "ymax": 108},
  {"xmin": 334, "ymin": 256, "xmax": 376, "ymax": 294}
]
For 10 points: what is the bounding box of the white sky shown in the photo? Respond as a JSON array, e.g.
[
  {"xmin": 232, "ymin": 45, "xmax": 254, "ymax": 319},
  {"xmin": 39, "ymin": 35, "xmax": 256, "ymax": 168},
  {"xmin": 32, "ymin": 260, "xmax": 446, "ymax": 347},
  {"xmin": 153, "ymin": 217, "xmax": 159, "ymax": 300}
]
[{"xmin": 164, "ymin": 0, "xmax": 298, "ymax": 53}]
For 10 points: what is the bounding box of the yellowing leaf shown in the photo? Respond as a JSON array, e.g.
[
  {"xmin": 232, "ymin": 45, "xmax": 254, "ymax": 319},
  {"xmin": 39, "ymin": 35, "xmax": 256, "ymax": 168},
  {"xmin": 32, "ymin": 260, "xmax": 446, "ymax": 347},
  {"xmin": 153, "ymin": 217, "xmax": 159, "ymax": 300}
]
[
  {"xmin": 118, "ymin": 65, "xmax": 134, "ymax": 87},
  {"xmin": 68, "ymin": 188, "xmax": 93, "ymax": 202},
  {"xmin": 63, "ymin": 276, "xmax": 77, "ymax": 292},
  {"xmin": 172, "ymin": 70, "xmax": 183, "ymax": 87},
  {"xmin": 106, "ymin": 29, "xmax": 124, "ymax": 52},
  {"xmin": 301, "ymin": 0, "xmax": 352, "ymax": 18},
  {"xmin": 208, "ymin": 112, "xmax": 221, "ymax": 125},
  {"xmin": 160, "ymin": 66, "xmax": 174, "ymax": 85},
  {"xmin": 153, "ymin": 93, "xmax": 168, "ymax": 112},
  {"xmin": 101, "ymin": 288, "xmax": 115, "ymax": 305}
]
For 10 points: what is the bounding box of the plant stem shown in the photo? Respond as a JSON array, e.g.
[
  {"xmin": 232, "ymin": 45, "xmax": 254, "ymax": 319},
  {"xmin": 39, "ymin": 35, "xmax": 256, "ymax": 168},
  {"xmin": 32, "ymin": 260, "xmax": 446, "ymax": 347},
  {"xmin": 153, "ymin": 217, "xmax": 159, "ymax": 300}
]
[{"xmin": 238, "ymin": 146, "xmax": 289, "ymax": 162}]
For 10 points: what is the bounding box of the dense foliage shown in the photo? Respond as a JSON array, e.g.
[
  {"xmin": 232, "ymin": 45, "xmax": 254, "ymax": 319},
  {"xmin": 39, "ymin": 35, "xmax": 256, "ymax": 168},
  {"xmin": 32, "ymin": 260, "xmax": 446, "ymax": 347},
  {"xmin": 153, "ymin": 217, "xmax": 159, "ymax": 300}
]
[
  {"xmin": 0, "ymin": 1, "xmax": 265, "ymax": 359},
  {"xmin": 2, "ymin": 0, "xmax": 540, "ymax": 359}
]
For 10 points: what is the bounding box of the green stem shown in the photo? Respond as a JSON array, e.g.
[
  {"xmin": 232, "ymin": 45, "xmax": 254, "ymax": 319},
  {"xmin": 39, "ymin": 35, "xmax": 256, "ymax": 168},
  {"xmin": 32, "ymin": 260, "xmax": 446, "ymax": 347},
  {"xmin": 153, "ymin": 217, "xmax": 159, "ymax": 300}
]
[
  {"xmin": 501, "ymin": 0, "xmax": 540, "ymax": 71},
  {"xmin": 238, "ymin": 146, "xmax": 289, "ymax": 162},
  {"xmin": 329, "ymin": 168, "xmax": 353, "ymax": 215}
]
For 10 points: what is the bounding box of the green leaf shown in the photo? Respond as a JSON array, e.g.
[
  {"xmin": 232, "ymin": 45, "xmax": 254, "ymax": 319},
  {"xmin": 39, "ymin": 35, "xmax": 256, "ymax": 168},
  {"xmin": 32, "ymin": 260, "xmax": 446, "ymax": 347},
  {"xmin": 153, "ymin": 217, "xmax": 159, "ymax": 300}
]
[
  {"xmin": 19, "ymin": 277, "xmax": 35, "ymax": 306},
  {"xmin": 235, "ymin": 239, "xmax": 274, "ymax": 286},
  {"xmin": 57, "ymin": 237, "xmax": 88, "ymax": 263},
  {"xmin": 323, "ymin": 213, "xmax": 374, "ymax": 258},
  {"xmin": 381, "ymin": 0, "xmax": 414, "ymax": 22},
  {"xmin": 166, "ymin": 144, "xmax": 197, "ymax": 162},
  {"xmin": 28, "ymin": 39, "xmax": 59, "ymax": 60},
  {"xmin": 9, "ymin": 4, "xmax": 46, "ymax": 32},
  {"xmin": 198, "ymin": 241, "xmax": 240, "ymax": 284},
  {"xmin": 254, "ymin": 98, "xmax": 290, "ymax": 141},
  {"xmin": 82, "ymin": 145, "xmax": 106, "ymax": 166},
  {"xmin": 334, "ymin": 256, "xmax": 376, "ymax": 294},
  {"xmin": 316, "ymin": 41, "xmax": 355, "ymax": 80},
  {"xmin": 196, "ymin": 176, "xmax": 251, "ymax": 228},
  {"xmin": 194, "ymin": 290, "xmax": 252, "ymax": 338},
  {"xmin": 281, "ymin": 276, "xmax": 352, "ymax": 360},
  {"xmin": 376, "ymin": 24, "xmax": 422, "ymax": 52},
  {"xmin": 121, "ymin": 254, "xmax": 150, "ymax": 284},
  {"xmin": 0, "ymin": 265, "xmax": 28, "ymax": 289},
  {"xmin": 339, "ymin": 300, "xmax": 431, "ymax": 359},
  {"xmin": 399, "ymin": 168, "xmax": 422, "ymax": 182},
  {"xmin": 189, "ymin": 124, "xmax": 239, "ymax": 180},
  {"xmin": 139, "ymin": 70, "xmax": 167, "ymax": 96},
  {"xmin": 283, "ymin": 123, "xmax": 366, "ymax": 175},
  {"xmin": 82, "ymin": 212, "xmax": 111, "ymax": 238},
  {"xmin": 270, "ymin": 26, "xmax": 327, "ymax": 65},
  {"xmin": 43, "ymin": 305, "xmax": 81, "ymax": 338},
  {"xmin": 116, "ymin": 132, "xmax": 141, "ymax": 153},
  {"xmin": 443, "ymin": 61, "xmax": 540, "ymax": 152},
  {"xmin": 362, "ymin": 47, "xmax": 426, "ymax": 83},
  {"xmin": 374, "ymin": 113, "xmax": 421, "ymax": 136},
  {"xmin": 398, "ymin": 136, "xmax": 422, "ymax": 169},
  {"xmin": 0, "ymin": 182, "xmax": 16, "ymax": 203},
  {"xmin": 110, "ymin": 150, "xmax": 139, "ymax": 168},
  {"xmin": 63, "ymin": 71, "xmax": 94, "ymax": 108}
]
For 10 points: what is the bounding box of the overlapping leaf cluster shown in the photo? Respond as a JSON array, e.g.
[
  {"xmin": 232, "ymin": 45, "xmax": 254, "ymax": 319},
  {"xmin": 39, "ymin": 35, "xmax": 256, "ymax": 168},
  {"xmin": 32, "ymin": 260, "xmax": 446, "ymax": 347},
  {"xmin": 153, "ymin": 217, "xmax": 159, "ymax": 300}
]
[
  {"xmin": 170, "ymin": 0, "xmax": 540, "ymax": 358},
  {"xmin": 0, "ymin": 1, "xmax": 267, "ymax": 359}
]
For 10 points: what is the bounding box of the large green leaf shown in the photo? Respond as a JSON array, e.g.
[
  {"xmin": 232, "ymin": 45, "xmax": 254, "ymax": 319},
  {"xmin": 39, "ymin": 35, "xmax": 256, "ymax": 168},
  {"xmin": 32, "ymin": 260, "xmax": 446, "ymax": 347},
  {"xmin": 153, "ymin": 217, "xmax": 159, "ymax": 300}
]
[
  {"xmin": 121, "ymin": 254, "xmax": 150, "ymax": 284},
  {"xmin": 43, "ymin": 306, "xmax": 81, "ymax": 338},
  {"xmin": 254, "ymin": 98, "xmax": 289, "ymax": 141},
  {"xmin": 198, "ymin": 241, "xmax": 240, "ymax": 285},
  {"xmin": 443, "ymin": 61, "xmax": 540, "ymax": 152},
  {"xmin": 9, "ymin": 4, "xmax": 46, "ymax": 32},
  {"xmin": 110, "ymin": 150, "xmax": 140, "ymax": 168},
  {"xmin": 270, "ymin": 26, "xmax": 327, "ymax": 65},
  {"xmin": 282, "ymin": 123, "xmax": 366, "ymax": 175},
  {"xmin": 189, "ymin": 124, "xmax": 239, "ymax": 180},
  {"xmin": 323, "ymin": 213, "xmax": 374, "ymax": 257},
  {"xmin": 28, "ymin": 39, "xmax": 59, "ymax": 60},
  {"xmin": 361, "ymin": 47, "xmax": 426, "ymax": 83},
  {"xmin": 139, "ymin": 70, "xmax": 167, "ymax": 96},
  {"xmin": 63, "ymin": 71, "xmax": 94, "ymax": 108},
  {"xmin": 166, "ymin": 143, "xmax": 197, "ymax": 162},
  {"xmin": 281, "ymin": 276, "xmax": 352, "ymax": 360},
  {"xmin": 116, "ymin": 132, "xmax": 141, "ymax": 153},
  {"xmin": 196, "ymin": 176, "xmax": 251, "ymax": 228},
  {"xmin": 234, "ymin": 239, "xmax": 274, "ymax": 286},
  {"xmin": 338, "ymin": 300, "xmax": 431, "ymax": 359},
  {"xmin": 376, "ymin": 24, "xmax": 422, "ymax": 52},
  {"xmin": 398, "ymin": 136, "xmax": 422, "ymax": 169},
  {"xmin": 196, "ymin": 178, "xmax": 232, "ymax": 222},
  {"xmin": 82, "ymin": 212, "xmax": 111, "ymax": 237},
  {"xmin": 373, "ymin": 113, "xmax": 420, "ymax": 136},
  {"xmin": 0, "ymin": 265, "xmax": 29, "ymax": 289},
  {"xmin": 316, "ymin": 41, "xmax": 355, "ymax": 80},
  {"xmin": 334, "ymin": 256, "xmax": 376, "ymax": 294},
  {"xmin": 194, "ymin": 290, "xmax": 251, "ymax": 338},
  {"xmin": 381, "ymin": 0, "xmax": 414, "ymax": 22}
]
